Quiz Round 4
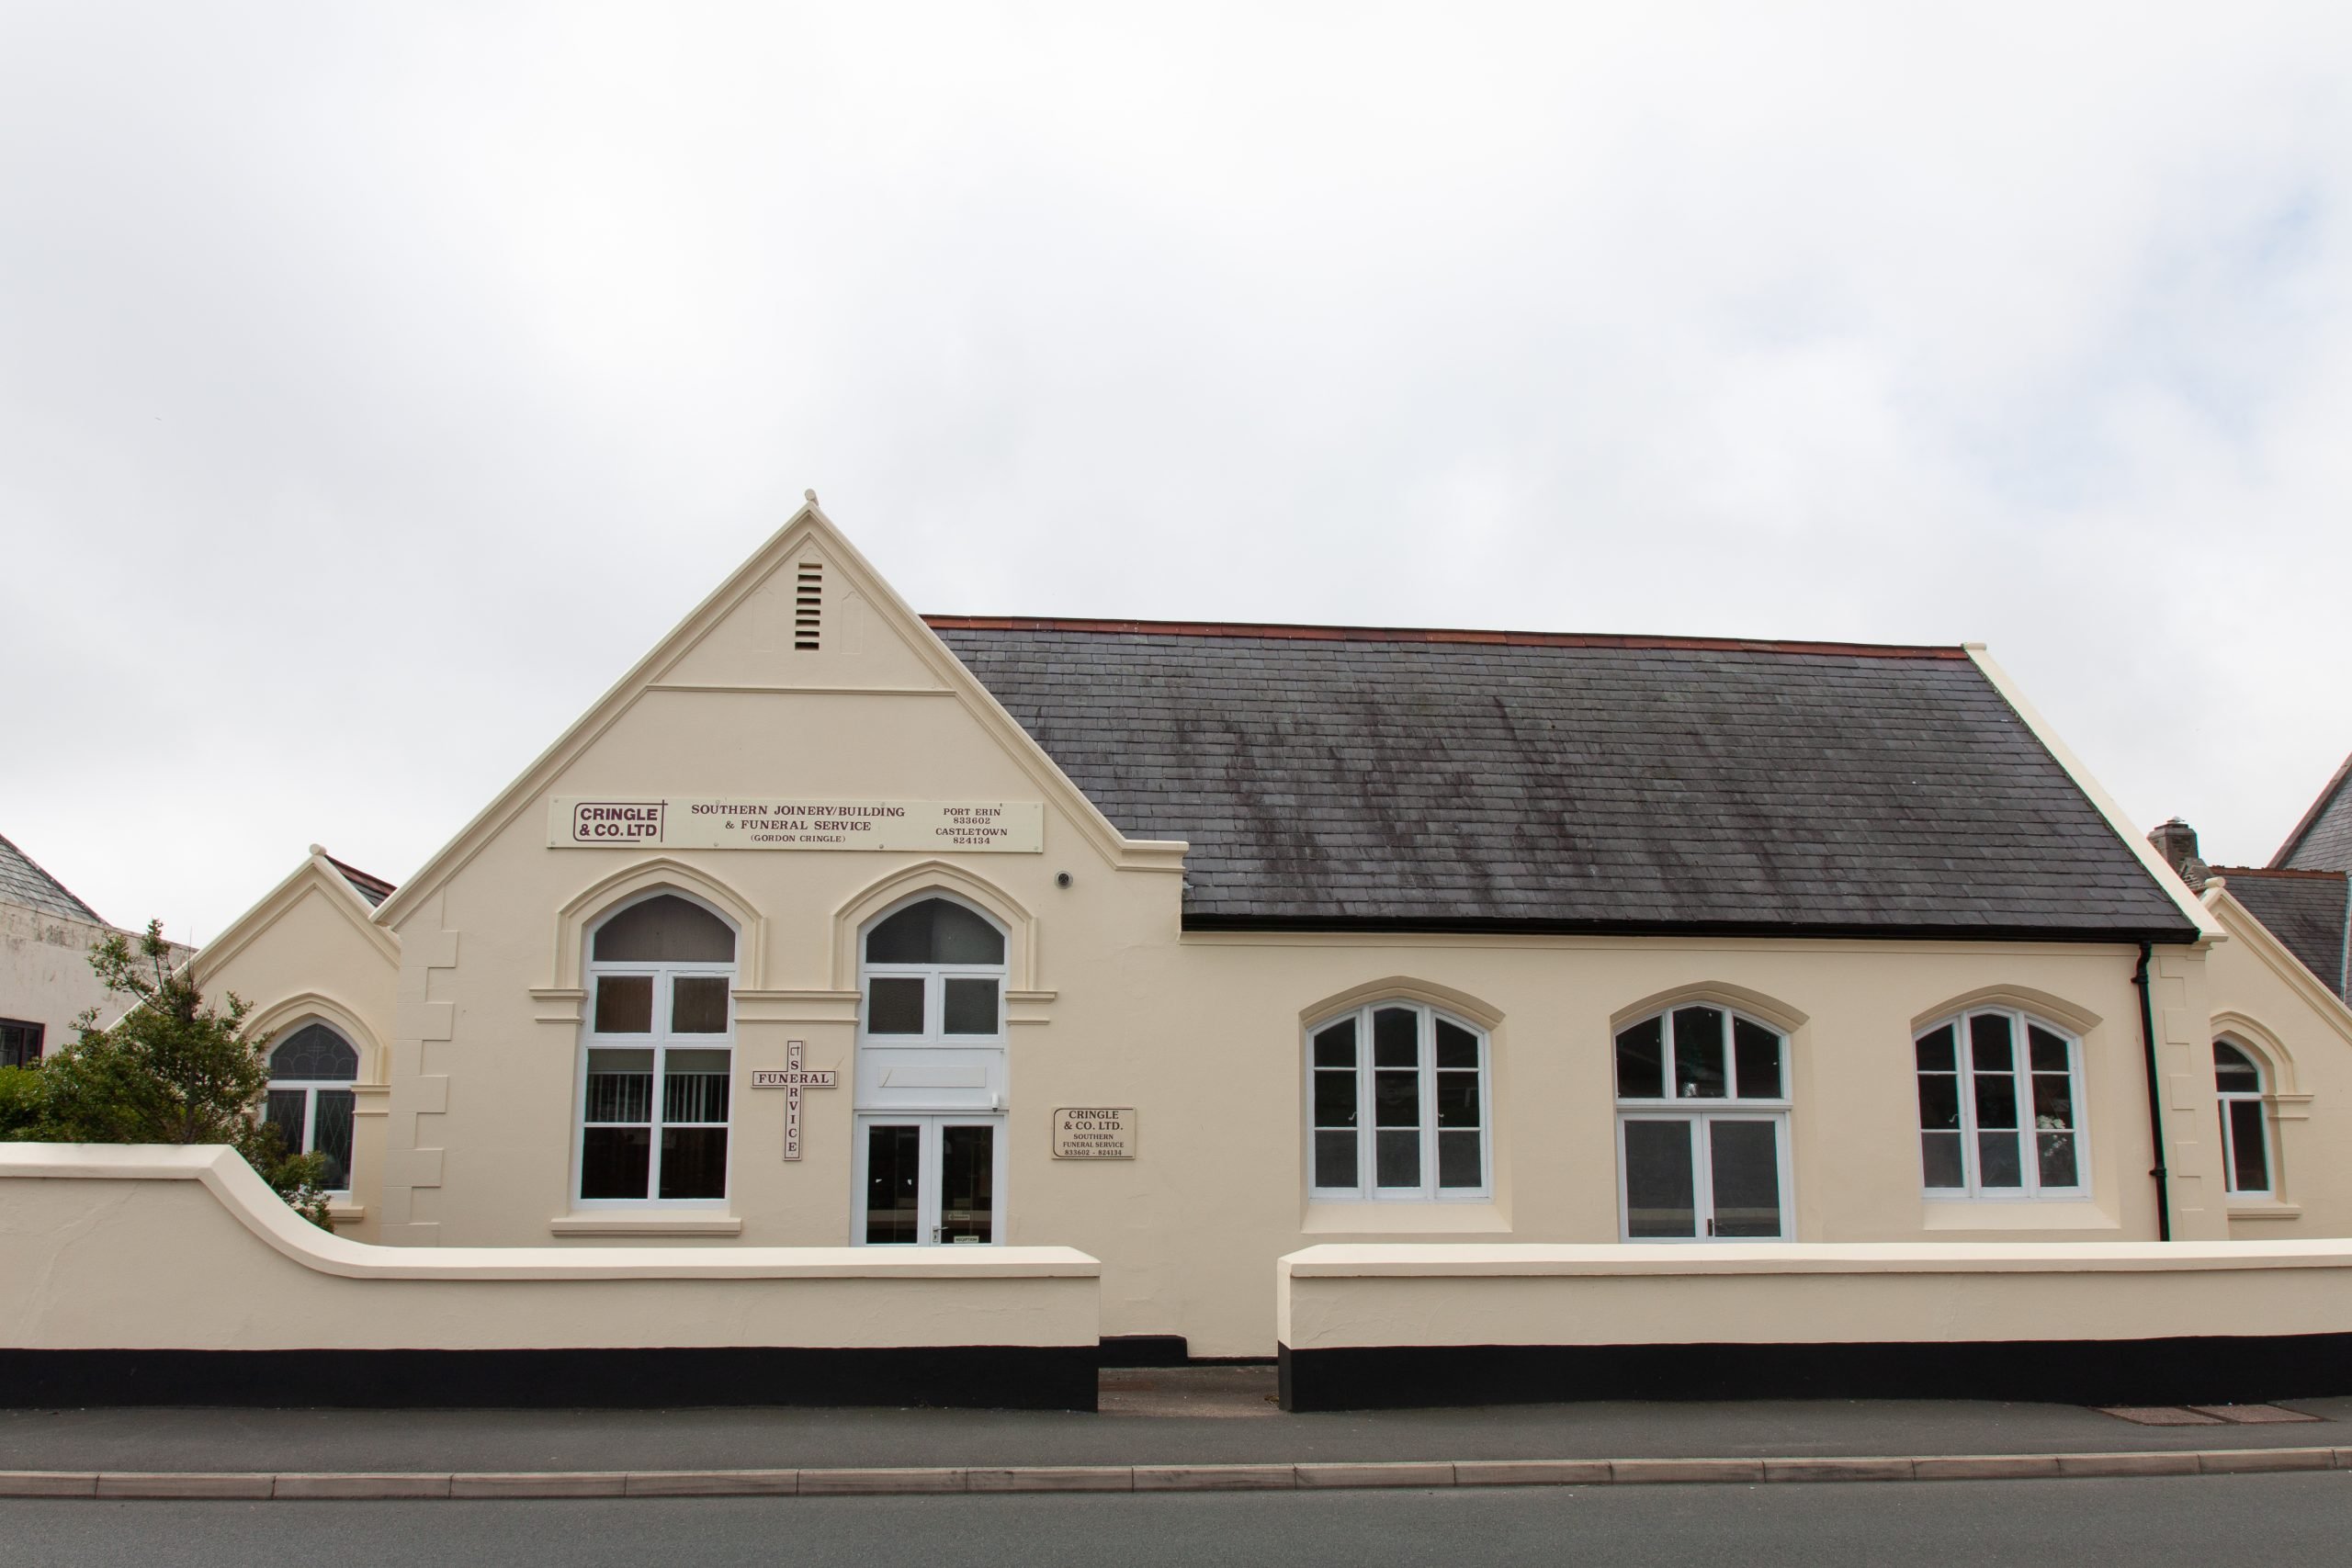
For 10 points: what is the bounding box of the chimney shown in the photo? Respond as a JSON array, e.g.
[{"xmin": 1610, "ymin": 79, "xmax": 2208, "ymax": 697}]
[{"xmin": 2148, "ymin": 818, "xmax": 2209, "ymax": 890}]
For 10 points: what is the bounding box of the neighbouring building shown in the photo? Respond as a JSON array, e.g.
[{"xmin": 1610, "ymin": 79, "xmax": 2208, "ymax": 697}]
[
  {"xmin": 185, "ymin": 499, "xmax": 2294, "ymax": 1359},
  {"xmin": 2143, "ymin": 756, "xmax": 2352, "ymax": 1239},
  {"xmin": 0, "ymin": 833, "xmax": 192, "ymax": 1068}
]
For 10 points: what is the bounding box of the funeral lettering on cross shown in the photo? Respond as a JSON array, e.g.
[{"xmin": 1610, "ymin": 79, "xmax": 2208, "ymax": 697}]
[{"xmin": 749, "ymin": 1041, "xmax": 837, "ymax": 1160}]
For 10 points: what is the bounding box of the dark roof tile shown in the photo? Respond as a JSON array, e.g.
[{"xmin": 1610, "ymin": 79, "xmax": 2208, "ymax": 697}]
[
  {"xmin": 2214, "ymin": 868, "xmax": 2349, "ymax": 998},
  {"xmin": 934, "ymin": 621, "xmax": 2195, "ymax": 940}
]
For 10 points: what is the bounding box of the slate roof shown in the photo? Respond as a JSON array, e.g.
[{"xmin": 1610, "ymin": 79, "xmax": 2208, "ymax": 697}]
[
  {"xmin": 930, "ymin": 618, "xmax": 2198, "ymax": 942},
  {"xmin": 2215, "ymin": 867, "xmax": 2350, "ymax": 999},
  {"xmin": 322, "ymin": 853, "xmax": 396, "ymax": 908},
  {"xmin": 0, "ymin": 832, "xmax": 105, "ymax": 925},
  {"xmin": 2274, "ymin": 752, "xmax": 2352, "ymax": 874}
]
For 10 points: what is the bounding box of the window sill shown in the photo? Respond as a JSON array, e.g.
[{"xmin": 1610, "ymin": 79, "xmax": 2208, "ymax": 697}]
[
  {"xmin": 548, "ymin": 1213, "xmax": 743, "ymax": 1236},
  {"xmin": 326, "ymin": 1201, "xmax": 366, "ymax": 1227},
  {"xmin": 1302, "ymin": 1201, "xmax": 1510, "ymax": 1235},
  {"xmin": 2227, "ymin": 1201, "xmax": 2301, "ymax": 1222},
  {"xmin": 1920, "ymin": 1200, "xmax": 2118, "ymax": 1233}
]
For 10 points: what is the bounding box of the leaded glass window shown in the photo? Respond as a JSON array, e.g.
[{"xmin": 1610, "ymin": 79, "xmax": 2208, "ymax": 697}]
[{"xmin": 264, "ymin": 1021, "xmax": 361, "ymax": 1192}]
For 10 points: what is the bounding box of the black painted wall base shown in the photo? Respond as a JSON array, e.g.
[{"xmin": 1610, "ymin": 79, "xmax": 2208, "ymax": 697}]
[
  {"xmin": 1099, "ymin": 1335, "xmax": 1191, "ymax": 1368},
  {"xmin": 1279, "ymin": 1336, "xmax": 2352, "ymax": 1412},
  {"xmin": 0, "ymin": 1345, "xmax": 1099, "ymax": 1411}
]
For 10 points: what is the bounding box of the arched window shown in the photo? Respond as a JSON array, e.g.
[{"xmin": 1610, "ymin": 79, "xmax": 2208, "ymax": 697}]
[
  {"xmin": 577, "ymin": 893, "xmax": 737, "ymax": 1206},
  {"xmin": 1308, "ymin": 1001, "xmax": 1489, "ymax": 1201},
  {"xmin": 854, "ymin": 896, "xmax": 1009, "ymax": 1245},
  {"xmin": 855, "ymin": 893, "xmax": 1011, "ymax": 1250},
  {"xmin": 1612, "ymin": 1004, "xmax": 1789, "ymax": 1239},
  {"xmin": 2214, "ymin": 1040, "xmax": 2271, "ymax": 1196},
  {"xmin": 861, "ymin": 897, "xmax": 1007, "ymax": 1039},
  {"xmin": 265, "ymin": 1021, "xmax": 359, "ymax": 1193},
  {"xmin": 1915, "ymin": 1007, "xmax": 2085, "ymax": 1199}
]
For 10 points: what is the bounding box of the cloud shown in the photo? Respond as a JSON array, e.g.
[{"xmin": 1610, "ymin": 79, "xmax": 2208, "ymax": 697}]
[{"xmin": 4, "ymin": 3, "xmax": 2346, "ymax": 933}]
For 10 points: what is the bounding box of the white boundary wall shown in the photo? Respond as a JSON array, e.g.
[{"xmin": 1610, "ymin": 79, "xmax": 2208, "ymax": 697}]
[
  {"xmin": 0, "ymin": 1145, "xmax": 1098, "ymax": 1352},
  {"xmin": 1279, "ymin": 1241, "xmax": 2352, "ymax": 1349}
]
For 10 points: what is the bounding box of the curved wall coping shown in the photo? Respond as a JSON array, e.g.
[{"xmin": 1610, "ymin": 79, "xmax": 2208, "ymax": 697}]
[
  {"xmin": 1282, "ymin": 1239, "xmax": 2352, "ymax": 1279},
  {"xmin": 0, "ymin": 1144, "xmax": 1098, "ymax": 1282}
]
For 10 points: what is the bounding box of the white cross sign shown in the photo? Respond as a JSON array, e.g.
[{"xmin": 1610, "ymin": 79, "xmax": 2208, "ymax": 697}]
[{"xmin": 750, "ymin": 1040, "xmax": 837, "ymax": 1161}]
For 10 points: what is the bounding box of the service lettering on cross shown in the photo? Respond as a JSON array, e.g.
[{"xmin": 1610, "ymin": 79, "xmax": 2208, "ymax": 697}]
[{"xmin": 749, "ymin": 1040, "xmax": 838, "ymax": 1160}]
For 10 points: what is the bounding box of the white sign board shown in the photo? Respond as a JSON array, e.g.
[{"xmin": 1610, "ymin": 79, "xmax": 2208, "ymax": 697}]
[
  {"xmin": 550, "ymin": 797, "xmax": 1043, "ymax": 853},
  {"xmin": 1053, "ymin": 1107, "xmax": 1136, "ymax": 1160}
]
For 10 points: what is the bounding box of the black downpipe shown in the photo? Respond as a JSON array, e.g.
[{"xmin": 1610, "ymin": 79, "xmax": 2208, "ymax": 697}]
[{"xmin": 2133, "ymin": 942, "xmax": 2171, "ymax": 1242}]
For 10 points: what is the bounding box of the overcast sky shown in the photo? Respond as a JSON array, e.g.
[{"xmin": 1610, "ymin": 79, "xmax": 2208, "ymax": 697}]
[{"xmin": 6, "ymin": 5, "xmax": 2349, "ymax": 943}]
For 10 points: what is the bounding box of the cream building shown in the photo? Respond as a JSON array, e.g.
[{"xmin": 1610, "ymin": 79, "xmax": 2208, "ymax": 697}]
[
  {"xmin": 0, "ymin": 833, "xmax": 194, "ymax": 1067},
  {"xmin": 190, "ymin": 499, "xmax": 2318, "ymax": 1363}
]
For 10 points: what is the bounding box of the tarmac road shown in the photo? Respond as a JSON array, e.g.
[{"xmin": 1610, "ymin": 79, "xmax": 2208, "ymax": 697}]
[{"xmin": 8, "ymin": 1472, "xmax": 2352, "ymax": 1568}]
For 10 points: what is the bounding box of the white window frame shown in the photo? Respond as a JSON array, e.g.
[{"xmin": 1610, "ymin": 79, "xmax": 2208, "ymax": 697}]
[
  {"xmin": 263, "ymin": 1021, "xmax": 359, "ymax": 1199},
  {"xmin": 851, "ymin": 893, "xmax": 1012, "ymax": 1242},
  {"xmin": 572, "ymin": 896, "xmax": 738, "ymax": 1212},
  {"xmin": 2214, "ymin": 1039, "xmax": 2273, "ymax": 1198},
  {"xmin": 850, "ymin": 1113, "xmax": 1010, "ymax": 1247},
  {"xmin": 1611, "ymin": 1003, "xmax": 1793, "ymax": 1242},
  {"xmin": 1614, "ymin": 1111, "xmax": 1795, "ymax": 1243},
  {"xmin": 855, "ymin": 895, "xmax": 1010, "ymax": 1055},
  {"xmin": 1305, "ymin": 1001, "xmax": 1492, "ymax": 1202},
  {"xmin": 1915, "ymin": 1006, "xmax": 2089, "ymax": 1201}
]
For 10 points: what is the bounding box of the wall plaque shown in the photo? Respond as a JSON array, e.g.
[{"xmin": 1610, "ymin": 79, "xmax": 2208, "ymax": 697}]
[
  {"xmin": 550, "ymin": 797, "xmax": 1043, "ymax": 852},
  {"xmin": 1052, "ymin": 1107, "xmax": 1136, "ymax": 1160},
  {"xmin": 751, "ymin": 1041, "xmax": 837, "ymax": 1161}
]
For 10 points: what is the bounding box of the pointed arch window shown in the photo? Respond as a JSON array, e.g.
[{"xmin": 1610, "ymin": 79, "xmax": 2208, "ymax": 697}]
[
  {"xmin": 577, "ymin": 893, "xmax": 738, "ymax": 1205},
  {"xmin": 265, "ymin": 1021, "xmax": 359, "ymax": 1194},
  {"xmin": 860, "ymin": 897, "xmax": 1007, "ymax": 1043},
  {"xmin": 854, "ymin": 896, "xmax": 1009, "ymax": 1245}
]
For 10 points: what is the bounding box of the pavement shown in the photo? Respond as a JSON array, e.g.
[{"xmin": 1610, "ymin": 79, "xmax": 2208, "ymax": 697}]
[
  {"xmin": 0, "ymin": 1368, "xmax": 2347, "ymax": 1484},
  {"xmin": 12, "ymin": 1475, "xmax": 2352, "ymax": 1568}
]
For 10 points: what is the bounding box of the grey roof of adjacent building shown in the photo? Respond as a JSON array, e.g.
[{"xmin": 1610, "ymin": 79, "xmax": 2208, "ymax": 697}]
[
  {"xmin": 0, "ymin": 832, "xmax": 106, "ymax": 926},
  {"xmin": 2273, "ymin": 752, "xmax": 2352, "ymax": 874},
  {"xmin": 2215, "ymin": 867, "xmax": 2351, "ymax": 999},
  {"xmin": 321, "ymin": 852, "xmax": 396, "ymax": 908},
  {"xmin": 931, "ymin": 617, "xmax": 2198, "ymax": 942}
]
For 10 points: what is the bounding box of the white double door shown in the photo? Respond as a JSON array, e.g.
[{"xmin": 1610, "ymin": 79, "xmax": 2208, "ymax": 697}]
[
  {"xmin": 1620, "ymin": 1112, "xmax": 1789, "ymax": 1240},
  {"xmin": 856, "ymin": 1115, "xmax": 1003, "ymax": 1245}
]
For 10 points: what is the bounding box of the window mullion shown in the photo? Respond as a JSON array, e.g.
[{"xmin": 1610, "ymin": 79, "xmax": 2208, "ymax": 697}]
[
  {"xmin": 2017, "ymin": 1010, "xmax": 2041, "ymax": 1199},
  {"xmin": 1956, "ymin": 1017, "xmax": 1981, "ymax": 1197},
  {"xmin": 1355, "ymin": 1007, "xmax": 1374, "ymax": 1199},
  {"xmin": 1692, "ymin": 1112, "xmax": 1714, "ymax": 1238},
  {"xmin": 1411, "ymin": 1010, "xmax": 1430, "ymax": 1194},
  {"xmin": 921, "ymin": 1120, "xmax": 943, "ymax": 1242}
]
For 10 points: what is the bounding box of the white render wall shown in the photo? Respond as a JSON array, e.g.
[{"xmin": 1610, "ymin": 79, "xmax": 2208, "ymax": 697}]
[
  {"xmin": 1279, "ymin": 1239, "xmax": 2352, "ymax": 1349},
  {"xmin": 0, "ymin": 901, "xmax": 188, "ymax": 1057},
  {"xmin": 0, "ymin": 1145, "xmax": 1099, "ymax": 1352}
]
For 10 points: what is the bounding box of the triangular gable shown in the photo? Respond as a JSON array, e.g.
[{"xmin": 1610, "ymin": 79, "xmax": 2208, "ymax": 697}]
[
  {"xmin": 188, "ymin": 848, "xmax": 402, "ymax": 983},
  {"xmin": 372, "ymin": 499, "xmax": 1185, "ymax": 931}
]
